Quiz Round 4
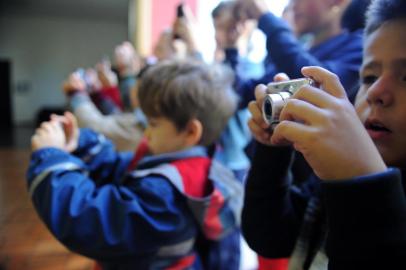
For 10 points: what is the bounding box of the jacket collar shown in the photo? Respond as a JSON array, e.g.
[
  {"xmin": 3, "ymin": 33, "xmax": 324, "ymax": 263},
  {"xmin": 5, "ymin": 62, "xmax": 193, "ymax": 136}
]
[{"xmin": 136, "ymin": 146, "xmax": 208, "ymax": 170}]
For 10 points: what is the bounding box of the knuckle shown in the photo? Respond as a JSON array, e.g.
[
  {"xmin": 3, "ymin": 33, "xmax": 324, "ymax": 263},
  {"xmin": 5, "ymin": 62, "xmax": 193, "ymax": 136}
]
[
  {"xmin": 284, "ymin": 98, "xmax": 299, "ymax": 110},
  {"xmin": 248, "ymin": 100, "xmax": 256, "ymax": 111},
  {"xmin": 303, "ymin": 129, "xmax": 318, "ymax": 145},
  {"xmin": 274, "ymin": 120, "xmax": 288, "ymax": 134}
]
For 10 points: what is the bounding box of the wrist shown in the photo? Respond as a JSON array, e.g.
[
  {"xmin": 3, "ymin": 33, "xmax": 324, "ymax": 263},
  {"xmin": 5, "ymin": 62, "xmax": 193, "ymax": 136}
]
[
  {"xmin": 321, "ymin": 160, "xmax": 388, "ymax": 181},
  {"xmin": 119, "ymin": 69, "xmax": 137, "ymax": 79}
]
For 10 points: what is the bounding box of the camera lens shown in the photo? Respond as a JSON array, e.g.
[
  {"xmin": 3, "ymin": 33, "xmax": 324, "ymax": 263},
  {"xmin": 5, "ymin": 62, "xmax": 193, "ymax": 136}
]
[
  {"xmin": 262, "ymin": 92, "xmax": 291, "ymax": 126},
  {"xmin": 262, "ymin": 94, "xmax": 282, "ymax": 125},
  {"xmin": 262, "ymin": 96, "xmax": 273, "ymax": 125}
]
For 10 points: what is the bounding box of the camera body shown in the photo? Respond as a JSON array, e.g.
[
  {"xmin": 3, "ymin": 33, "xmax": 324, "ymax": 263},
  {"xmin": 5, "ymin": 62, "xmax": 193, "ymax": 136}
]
[
  {"xmin": 176, "ymin": 2, "xmax": 185, "ymax": 18},
  {"xmin": 262, "ymin": 78, "xmax": 313, "ymax": 127},
  {"xmin": 173, "ymin": 2, "xmax": 185, "ymax": 40},
  {"xmin": 76, "ymin": 68, "xmax": 92, "ymax": 89}
]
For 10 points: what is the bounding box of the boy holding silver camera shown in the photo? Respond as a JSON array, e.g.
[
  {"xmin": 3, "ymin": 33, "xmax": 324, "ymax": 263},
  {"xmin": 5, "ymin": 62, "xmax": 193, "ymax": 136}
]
[
  {"xmin": 243, "ymin": 0, "xmax": 406, "ymax": 269},
  {"xmin": 27, "ymin": 60, "xmax": 243, "ymax": 269},
  {"xmin": 229, "ymin": 0, "xmax": 362, "ymax": 108}
]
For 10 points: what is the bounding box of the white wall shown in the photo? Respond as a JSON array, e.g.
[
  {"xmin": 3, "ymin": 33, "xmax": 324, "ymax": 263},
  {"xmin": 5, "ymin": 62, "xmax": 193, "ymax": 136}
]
[{"xmin": 0, "ymin": 14, "xmax": 127, "ymax": 125}]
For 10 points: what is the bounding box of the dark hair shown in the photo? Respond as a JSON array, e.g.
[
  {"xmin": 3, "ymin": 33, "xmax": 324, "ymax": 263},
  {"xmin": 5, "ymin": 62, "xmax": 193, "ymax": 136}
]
[
  {"xmin": 365, "ymin": 0, "xmax": 406, "ymax": 35},
  {"xmin": 211, "ymin": 0, "xmax": 234, "ymax": 19},
  {"xmin": 341, "ymin": 0, "xmax": 372, "ymax": 32},
  {"xmin": 136, "ymin": 63, "xmax": 153, "ymax": 79},
  {"xmin": 138, "ymin": 60, "xmax": 237, "ymax": 146}
]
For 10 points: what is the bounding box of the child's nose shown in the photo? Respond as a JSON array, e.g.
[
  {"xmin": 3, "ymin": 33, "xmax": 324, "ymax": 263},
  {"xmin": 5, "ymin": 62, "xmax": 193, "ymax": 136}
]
[{"xmin": 367, "ymin": 75, "xmax": 395, "ymax": 107}]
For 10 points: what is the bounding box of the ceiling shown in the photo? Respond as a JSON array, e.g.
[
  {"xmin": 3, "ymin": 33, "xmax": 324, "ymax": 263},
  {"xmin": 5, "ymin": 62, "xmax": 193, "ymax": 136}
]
[{"xmin": 0, "ymin": 0, "xmax": 130, "ymax": 23}]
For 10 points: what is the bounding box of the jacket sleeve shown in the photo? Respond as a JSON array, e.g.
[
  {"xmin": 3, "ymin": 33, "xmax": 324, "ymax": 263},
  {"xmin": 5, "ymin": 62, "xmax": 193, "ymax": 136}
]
[
  {"xmin": 258, "ymin": 13, "xmax": 362, "ymax": 91},
  {"xmin": 234, "ymin": 12, "xmax": 362, "ymax": 108},
  {"xmin": 118, "ymin": 76, "xmax": 136, "ymax": 111},
  {"xmin": 70, "ymin": 93, "xmax": 144, "ymax": 151},
  {"xmin": 26, "ymin": 147, "xmax": 196, "ymax": 260},
  {"xmin": 242, "ymin": 143, "xmax": 317, "ymax": 257},
  {"xmin": 321, "ymin": 168, "xmax": 406, "ymax": 270},
  {"xmin": 69, "ymin": 128, "xmax": 134, "ymax": 184},
  {"xmin": 223, "ymin": 48, "xmax": 275, "ymax": 109}
]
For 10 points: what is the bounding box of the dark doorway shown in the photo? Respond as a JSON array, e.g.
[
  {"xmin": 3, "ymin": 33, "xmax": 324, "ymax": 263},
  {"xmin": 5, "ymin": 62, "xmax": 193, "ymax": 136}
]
[{"xmin": 0, "ymin": 60, "xmax": 12, "ymax": 128}]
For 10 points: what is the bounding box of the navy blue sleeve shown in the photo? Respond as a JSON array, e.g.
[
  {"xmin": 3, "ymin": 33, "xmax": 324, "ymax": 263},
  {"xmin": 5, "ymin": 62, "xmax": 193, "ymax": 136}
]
[
  {"xmin": 242, "ymin": 143, "xmax": 317, "ymax": 257},
  {"xmin": 26, "ymin": 148, "xmax": 196, "ymax": 260},
  {"xmin": 72, "ymin": 128, "xmax": 133, "ymax": 184},
  {"xmin": 322, "ymin": 168, "xmax": 406, "ymax": 270},
  {"xmin": 224, "ymin": 48, "xmax": 239, "ymax": 72},
  {"xmin": 234, "ymin": 12, "xmax": 362, "ymax": 108}
]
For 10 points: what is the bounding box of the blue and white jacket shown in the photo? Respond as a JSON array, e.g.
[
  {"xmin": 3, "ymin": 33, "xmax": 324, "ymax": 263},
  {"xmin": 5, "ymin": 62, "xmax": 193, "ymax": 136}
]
[
  {"xmin": 26, "ymin": 129, "xmax": 243, "ymax": 269},
  {"xmin": 225, "ymin": 12, "xmax": 363, "ymax": 108}
]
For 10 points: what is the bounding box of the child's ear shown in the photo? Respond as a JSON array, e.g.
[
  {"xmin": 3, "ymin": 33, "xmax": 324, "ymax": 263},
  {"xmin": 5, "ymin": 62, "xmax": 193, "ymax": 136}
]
[{"xmin": 184, "ymin": 119, "xmax": 203, "ymax": 146}]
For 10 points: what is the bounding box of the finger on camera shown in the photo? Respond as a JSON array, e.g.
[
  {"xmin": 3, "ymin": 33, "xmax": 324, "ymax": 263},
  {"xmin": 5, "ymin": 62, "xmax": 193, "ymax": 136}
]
[
  {"xmin": 248, "ymin": 100, "xmax": 262, "ymax": 118},
  {"xmin": 248, "ymin": 118, "xmax": 268, "ymax": 137},
  {"xmin": 50, "ymin": 114, "xmax": 66, "ymax": 124},
  {"xmin": 53, "ymin": 113, "xmax": 67, "ymax": 124},
  {"xmin": 254, "ymin": 84, "xmax": 267, "ymax": 103},
  {"xmin": 64, "ymin": 111, "xmax": 76, "ymax": 124},
  {"xmin": 40, "ymin": 122, "xmax": 55, "ymax": 133},
  {"xmin": 279, "ymin": 98, "xmax": 325, "ymax": 125},
  {"xmin": 51, "ymin": 120, "xmax": 65, "ymax": 131},
  {"xmin": 48, "ymin": 118, "xmax": 64, "ymax": 132},
  {"xmin": 184, "ymin": 6, "xmax": 196, "ymax": 22},
  {"xmin": 248, "ymin": 101, "xmax": 269, "ymax": 130},
  {"xmin": 271, "ymin": 120, "xmax": 311, "ymax": 146},
  {"xmin": 293, "ymin": 85, "xmax": 339, "ymax": 109},
  {"xmin": 64, "ymin": 112, "xmax": 77, "ymax": 136},
  {"xmin": 35, "ymin": 128, "xmax": 47, "ymax": 138},
  {"xmin": 273, "ymin": 73, "xmax": 289, "ymax": 82},
  {"xmin": 301, "ymin": 66, "xmax": 347, "ymax": 99},
  {"xmin": 248, "ymin": 119, "xmax": 271, "ymax": 144}
]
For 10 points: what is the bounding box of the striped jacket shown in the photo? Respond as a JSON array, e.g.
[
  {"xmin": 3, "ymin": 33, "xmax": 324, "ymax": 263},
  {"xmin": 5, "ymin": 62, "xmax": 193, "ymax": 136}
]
[{"xmin": 27, "ymin": 128, "xmax": 243, "ymax": 269}]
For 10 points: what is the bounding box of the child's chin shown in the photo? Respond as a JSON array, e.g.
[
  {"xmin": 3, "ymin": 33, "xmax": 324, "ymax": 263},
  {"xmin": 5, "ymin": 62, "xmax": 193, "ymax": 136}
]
[{"xmin": 377, "ymin": 146, "xmax": 396, "ymax": 165}]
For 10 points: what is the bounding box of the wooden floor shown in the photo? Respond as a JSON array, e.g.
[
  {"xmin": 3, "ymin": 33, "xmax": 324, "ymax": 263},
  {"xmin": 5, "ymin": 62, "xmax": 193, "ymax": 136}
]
[{"xmin": 0, "ymin": 127, "xmax": 94, "ymax": 270}]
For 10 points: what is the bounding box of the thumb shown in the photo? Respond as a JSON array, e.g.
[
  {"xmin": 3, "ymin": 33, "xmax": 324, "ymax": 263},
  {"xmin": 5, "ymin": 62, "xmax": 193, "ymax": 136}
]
[
  {"xmin": 273, "ymin": 73, "xmax": 290, "ymax": 82},
  {"xmin": 254, "ymin": 84, "xmax": 267, "ymax": 104},
  {"xmin": 183, "ymin": 5, "xmax": 196, "ymax": 23}
]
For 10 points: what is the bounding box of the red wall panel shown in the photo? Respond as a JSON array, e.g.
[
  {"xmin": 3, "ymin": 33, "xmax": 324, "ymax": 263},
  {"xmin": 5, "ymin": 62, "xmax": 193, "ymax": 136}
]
[{"xmin": 150, "ymin": 0, "xmax": 197, "ymax": 51}]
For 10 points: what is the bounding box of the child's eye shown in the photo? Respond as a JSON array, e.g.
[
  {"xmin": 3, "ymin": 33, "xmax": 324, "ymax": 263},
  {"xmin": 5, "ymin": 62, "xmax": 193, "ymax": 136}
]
[{"xmin": 361, "ymin": 75, "xmax": 377, "ymax": 85}]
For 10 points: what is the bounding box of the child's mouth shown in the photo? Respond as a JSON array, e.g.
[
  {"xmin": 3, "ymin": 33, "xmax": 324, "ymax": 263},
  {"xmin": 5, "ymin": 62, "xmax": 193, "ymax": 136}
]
[{"xmin": 365, "ymin": 120, "xmax": 392, "ymax": 140}]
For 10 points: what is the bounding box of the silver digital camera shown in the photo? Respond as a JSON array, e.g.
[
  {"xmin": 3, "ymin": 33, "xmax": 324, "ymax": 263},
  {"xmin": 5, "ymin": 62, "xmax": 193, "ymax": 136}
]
[{"xmin": 262, "ymin": 78, "xmax": 313, "ymax": 127}]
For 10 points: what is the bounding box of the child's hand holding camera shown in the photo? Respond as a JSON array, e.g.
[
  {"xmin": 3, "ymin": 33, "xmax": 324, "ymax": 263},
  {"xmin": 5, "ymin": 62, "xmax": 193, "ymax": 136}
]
[
  {"xmin": 96, "ymin": 60, "xmax": 118, "ymax": 88},
  {"xmin": 270, "ymin": 66, "xmax": 387, "ymax": 180},
  {"xmin": 62, "ymin": 72, "xmax": 87, "ymax": 96},
  {"xmin": 247, "ymin": 73, "xmax": 289, "ymax": 145},
  {"xmin": 114, "ymin": 41, "xmax": 140, "ymax": 78},
  {"xmin": 248, "ymin": 67, "xmax": 387, "ymax": 180},
  {"xmin": 31, "ymin": 112, "xmax": 80, "ymax": 153}
]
